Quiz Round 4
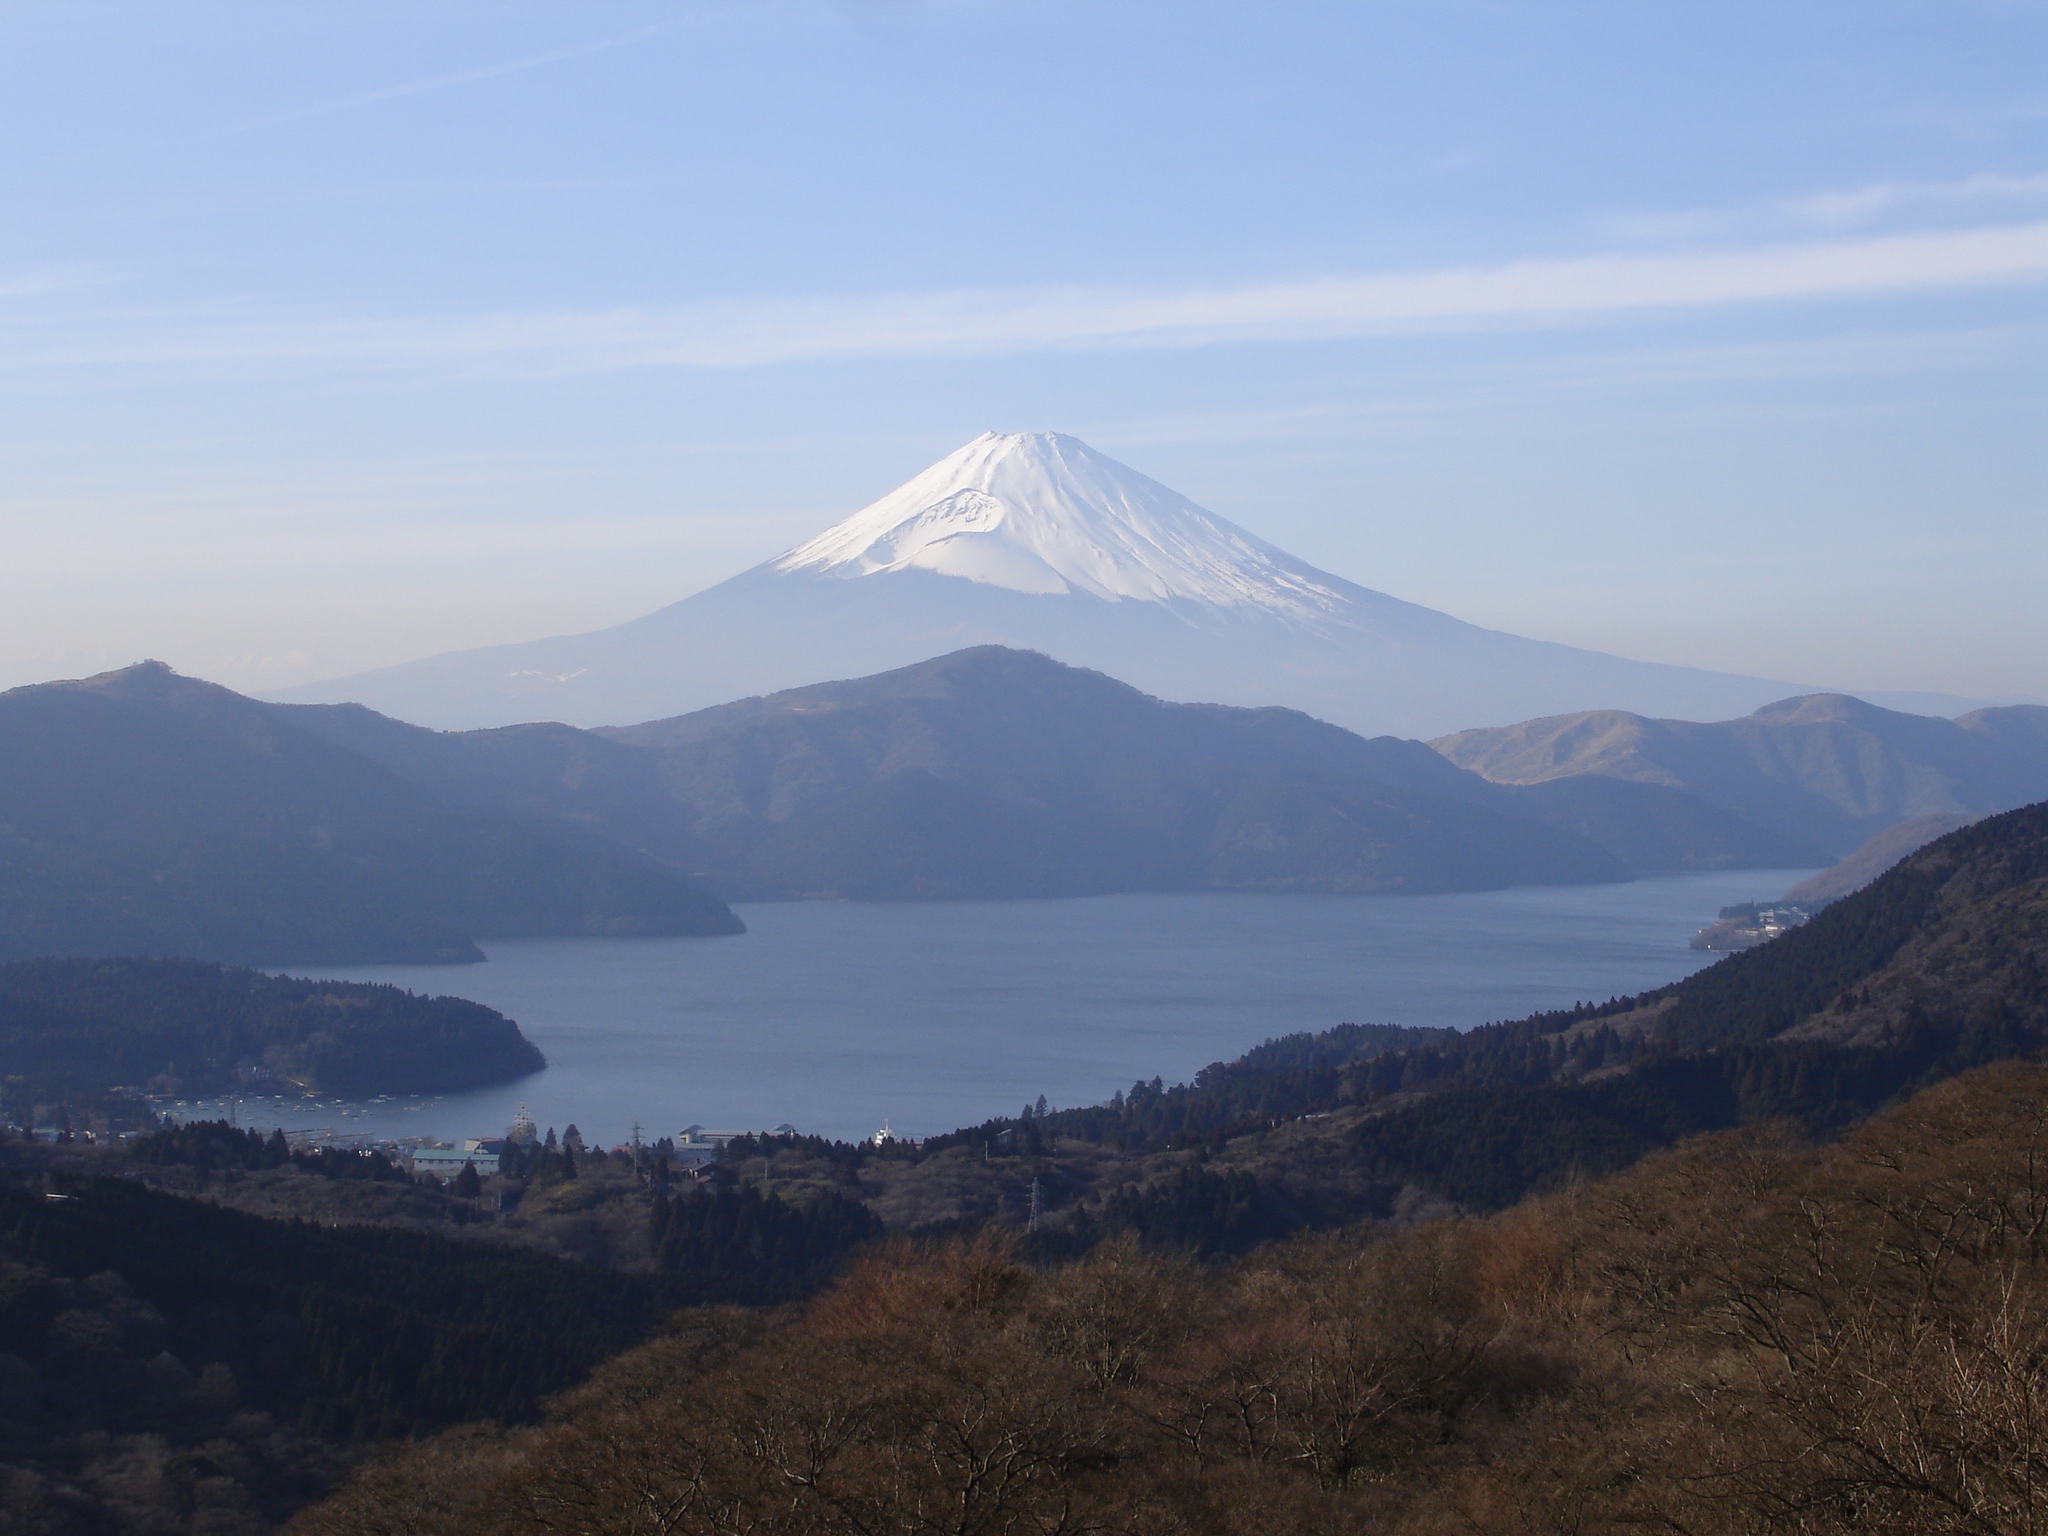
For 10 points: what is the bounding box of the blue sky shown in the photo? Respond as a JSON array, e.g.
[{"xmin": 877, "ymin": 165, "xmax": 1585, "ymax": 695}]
[{"xmin": 2, "ymin": 0, "xmax": 2044, "ymax": 704}]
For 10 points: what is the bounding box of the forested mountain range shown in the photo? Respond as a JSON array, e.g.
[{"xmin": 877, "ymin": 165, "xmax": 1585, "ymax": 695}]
[
  {"xmin": 0, "ymin": 662, "xmax": 742, "ymax": 966},
  {"xmin": 281, "ymin": 646, "xmax": 1828, "ymax": 902},
  {"xmin": 1434, "ymin": 690, "xmax": 2048, "ymax": 853}
]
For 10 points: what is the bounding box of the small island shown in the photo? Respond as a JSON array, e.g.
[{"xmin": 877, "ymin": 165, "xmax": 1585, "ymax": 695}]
[{"xmin": 0, "ymin": 957, "xmax": 545, "ymax": 1130}]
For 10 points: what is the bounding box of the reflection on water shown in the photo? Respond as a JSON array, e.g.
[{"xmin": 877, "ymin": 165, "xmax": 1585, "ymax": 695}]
[{"xmin": 253, "ymin": 872, "xmax": 1816, "ymax": 1148}]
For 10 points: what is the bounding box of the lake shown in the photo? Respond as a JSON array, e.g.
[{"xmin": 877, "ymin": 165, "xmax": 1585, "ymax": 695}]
[{"xmin": 234, "ymin": 871, "xmax": 1815, "ymax": 1148}]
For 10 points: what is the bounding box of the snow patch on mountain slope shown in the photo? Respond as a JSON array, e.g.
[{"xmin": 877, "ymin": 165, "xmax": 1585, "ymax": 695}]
[{"xmin": 772, "ymin": 431, "xmax": 1353, "ymax": 621}]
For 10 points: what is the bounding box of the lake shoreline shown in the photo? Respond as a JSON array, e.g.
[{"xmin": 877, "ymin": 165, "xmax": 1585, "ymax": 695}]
[{"xmin": 261, "ymin": 871, "xmax": 1820, "ymax": 1148}]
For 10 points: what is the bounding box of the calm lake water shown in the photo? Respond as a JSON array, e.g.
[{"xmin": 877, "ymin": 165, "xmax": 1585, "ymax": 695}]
[{"xmin": 241, "ymin": 871, "xmax": 1815, "ymax": 1148}]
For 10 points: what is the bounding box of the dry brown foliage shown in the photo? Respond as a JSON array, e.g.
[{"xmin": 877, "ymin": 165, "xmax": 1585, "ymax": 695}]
[{"xmin": 293, "ymin": 1063, "xmax": 2048, "ymax": 1536}]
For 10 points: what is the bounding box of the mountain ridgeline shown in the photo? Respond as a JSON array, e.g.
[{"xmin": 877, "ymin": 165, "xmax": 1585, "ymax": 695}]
[
  {"xmin": 280, "ymin": 646, "xmax": 1830, "ymax": 903},
  {"xmin": 13, "ymin": 647, "xmax": 2035, "ymax": 966},
  {"xmin": 0, "ymin": 662, "xmax": 743, "ymax": 966},
  {"xmin": 1434, "ymin": 691, "xmax": 2048, "ymax": 853}
]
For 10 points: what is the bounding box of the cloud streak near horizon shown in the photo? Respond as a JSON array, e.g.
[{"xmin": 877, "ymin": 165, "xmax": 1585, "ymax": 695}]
[{"xmin": 9, "ymin": 220, "xmax": 2048, "ymax": 380}]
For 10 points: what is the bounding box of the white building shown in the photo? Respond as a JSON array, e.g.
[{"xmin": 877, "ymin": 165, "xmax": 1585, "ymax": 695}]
[
  {"xmin": 409, "ymin": 1140, "xmax": 503, "ymax": 1178},
  {"xmin": 678, "ymin": 1125, "xmax": 747, "ymax": 1148}
]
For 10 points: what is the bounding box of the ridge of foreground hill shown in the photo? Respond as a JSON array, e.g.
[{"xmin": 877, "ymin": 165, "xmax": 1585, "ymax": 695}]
[
  {"xmin": 0, "ymin": 662, "xmax": 742, "ymax": 967},
  {"xmin": 281, "ymin": 646, "xmax": 1827, "ymax": 902},
  {"xmin": 1260, "ymin": 797, "xmax": 2048, "ymax": 1209},
  {"xmin": 1432, "ymin": 690, "xmax": 2048, "ymax": 853}
]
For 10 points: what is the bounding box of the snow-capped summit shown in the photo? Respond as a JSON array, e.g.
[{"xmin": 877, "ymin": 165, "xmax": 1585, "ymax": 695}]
[
  {"xmin": 774, "ymin": 431, "xmax": 1347, "ymax": 621},
  {"xmin": 272, "ymin": 431, "xmax": 1817, "ymax": 736}
]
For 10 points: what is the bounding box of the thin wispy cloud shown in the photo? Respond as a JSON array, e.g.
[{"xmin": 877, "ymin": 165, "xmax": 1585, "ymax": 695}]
[
  {"xmin": 8, "ymin": 221, "xmax": 2048, "ymax": 380},
  {"xmin": 1606, "ymin": 170, "xmax": 2048, "ymax": 243},
  {"xmin": 1905, "ymin": 96, "xmax": 2048, "ymax": 144},
  {"xmin": 233, "ymin": 20, "xmax": 683, "ymax": 130},
  {"xmin": 0, "ymin": 265, "xmax": 106, "ymax": 301},
  {"xmin": 1789, "ymin": 170, "xmax": 2048, "ymax": 228}
]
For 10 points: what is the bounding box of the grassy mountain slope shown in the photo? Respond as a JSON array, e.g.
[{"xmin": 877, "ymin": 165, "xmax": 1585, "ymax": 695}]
[
  {"xmin": 1783, "ymin": 811, "xmax": 1975, "ymax": 904},
  {"xmin": 0, "ymin": 663, "xmax": 742, "ymax": 966},
  {"xmin": 1433, "ymin": 691, "xmax": 2048, "ymax": 852}
]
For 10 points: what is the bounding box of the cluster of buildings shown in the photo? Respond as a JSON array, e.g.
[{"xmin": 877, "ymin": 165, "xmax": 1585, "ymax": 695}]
[
  {"xmin": 405, "ymin": 1102, "xmax": 538, "ymax": 1180},
  {"xmin": 403, "ymin": 1108, "xmax": 814, "ymax": 1181}
]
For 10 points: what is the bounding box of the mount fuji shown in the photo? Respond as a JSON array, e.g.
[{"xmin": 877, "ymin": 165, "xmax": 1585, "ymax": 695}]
[{"xmin": 275, "ymin": 431, "xmax": 1815, "ymax": 736}]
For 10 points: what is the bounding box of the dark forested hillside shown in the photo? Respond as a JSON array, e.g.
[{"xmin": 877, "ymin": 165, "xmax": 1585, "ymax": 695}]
[
  {"xmin": 0, "ymin": 662, "xmax": 742, "ymax": 967},
  {"xmin": 0, "ymin": 958, "xmax": 546, "ymax": 1122},
  {"xmin": 0, "ymin": 1168, "xmax": 683, "ymax": 1530},
  {"xmin": 0, "ymin": 1131, "xmax": 895, "ymax": 1532},
  {"xmin": 283, "ymin": 646, "xmax": 1824, "ymax": 902},
  {"xmin": 925, "ymin": 1021, "xmax": 1455, "ymax": 1161},
  {"xmin": 1305, "ymin": 800, "xmax": 2048, "ymax": 1207}
]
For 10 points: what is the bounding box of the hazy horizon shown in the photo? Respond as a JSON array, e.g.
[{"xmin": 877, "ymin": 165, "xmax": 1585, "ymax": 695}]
[{"xmin": 2, "ymin": 2, "xmax": 2043, "ymax": 703}]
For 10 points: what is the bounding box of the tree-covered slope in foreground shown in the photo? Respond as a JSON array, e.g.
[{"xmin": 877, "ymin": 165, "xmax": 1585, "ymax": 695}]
[
  {"xmin": 293, "ymin": 1062, "xmax": 2048, "ymax": 1536},
  {"xmin": 1343, "ymin": 797, "xmax": 2048, "ymax": 1205},
  {"xmin": 0, "ymin": 662, "xmax": 742, "ymax": 966},
  {"xmin": 0, "ymin": 957, "xmax": 545, "ymax": 1117}
]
